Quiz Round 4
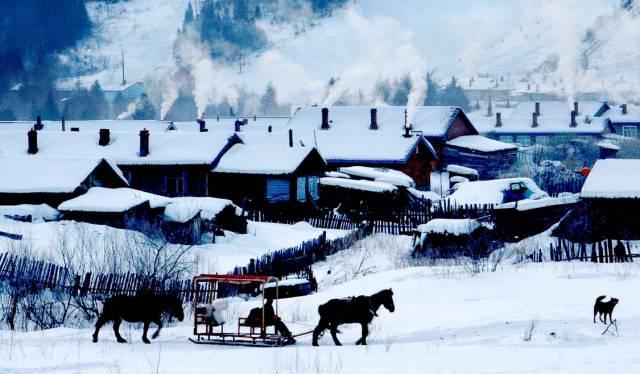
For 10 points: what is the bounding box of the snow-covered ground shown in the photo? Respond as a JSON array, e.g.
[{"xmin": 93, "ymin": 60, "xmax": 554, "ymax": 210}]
[
  {"xmin": 0, "ymin": 218, "xmax": 347, "ymax": 275},
  {"xmin": 3, "ymin": 233, "xmax": 640, "ymax": 373}
]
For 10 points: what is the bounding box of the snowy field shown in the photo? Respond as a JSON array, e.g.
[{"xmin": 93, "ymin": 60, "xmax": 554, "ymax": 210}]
[{"xmin": 2, "ymin": 234, "xmax": 640, "ymax": 373}]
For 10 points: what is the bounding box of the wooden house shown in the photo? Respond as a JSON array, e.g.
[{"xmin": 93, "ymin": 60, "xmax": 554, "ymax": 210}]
[
  {"xmin": 210, "ymin": 144, "xmax": 327, "ymax": 208},
  {"xmin": 604, "ymin": 103, "xmax": 640, "ymax": 140},
  {"xmin": 287, "ymin": 106, "xmax": 492, "ymax": 188},
  {"xmin": 444, "ymin": 135, "xmax": 518, "ymax": 179},
  {"xmin": 555, "ymin": 159, "xmax": 640, "ymax": 242},
  {"xmin": 0, "ymin": 127, "xmax": 242, "ymax": 197},
  {"xmin": 482, "ymin": 101, "xmax": 613, "ymax": 146},
  {"xmin": 0, "ymin": 156, "xmax": 128, "ymax": 207}
]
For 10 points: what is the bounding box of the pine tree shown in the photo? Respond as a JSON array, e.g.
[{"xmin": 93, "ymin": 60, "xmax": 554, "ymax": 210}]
[
  {"xmin": 183, "ymin": 2, "xmax": 195, "ymax": 26},
  {"xmin": 423, "ymin": 74, "xmax": 440, "ymax": 106},
  {"xmin": 42, "ymin": 90, "xmax": 60, "ymax": 120},
  {"xmin": 234, "ymin": 0, "xmax": 249, "ymax": 21},
  {"xmin": 89, "ymin": 80, "xmax": 108, "ymax": 119},
  {"xmin": 439, "ymin": 77, "xmax": 470, "ymax": 111},
  {"xmin": 254, "ymin": 5, "xmax": 262, "ymax": 19},
  {"xmin": 259, "ymin": 82, "xmax": 278, "ymax": 115},
  {"xmin": 111, "ymin": 92, "xmax": 129, "ymax": 118},
  {"xmin": 132, "ymin": 93, "xmax": 156, "ymax": 120},
  {"xmin": 392, "ymin": 75, "xmax": 412, "ymax": 105}
]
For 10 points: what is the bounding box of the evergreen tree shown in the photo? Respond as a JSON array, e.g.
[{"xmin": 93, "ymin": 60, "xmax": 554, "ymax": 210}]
[
  {"xmin": 259, "ymin": 82, "xmax": 278, "ymax": 115},
  {"xmin": 373, "ymin": 79, "xmax": 392, "ymax": 103},
  {"xmin": 439, "ymin": 77, "xmax": 470, "ymax": 111},
  {"xmin": 88, "ymin": 81, "xmax": 108, "ymax": 119},
  {"xmin": 234, "ymin": 0, "xmax": 249, "ymax": 21},
  {"xmin": 423, "ymin": 74, "xmax": 440, "ymax": 106},
  {"xmin": 43, "ymin": 90, "xmax": 60, "ymax": 120},
  {"xmin": 164, "ymin": 91, "xmax": 197, "ymax": 121},
  {"xmin": 254, "ymin": 5, "xmax": 262, "ymax": 19},
  {"xmin": 391, "ymin": 75, "xmax": 412, "ymax": 105},
  {"xmin": 183, "ymin": 2, "xmax": 195, "ymax": 27},
  {"xmin": 111, "ymin": 92, "xmax": 129, "ymax": 118},
  {"xmin": 0, "ymin": 108, "xmax": 17, "ymax": 121},
  {"xmin": 131, "ymin": 93, "xmax": 156, "ymax": 120}
]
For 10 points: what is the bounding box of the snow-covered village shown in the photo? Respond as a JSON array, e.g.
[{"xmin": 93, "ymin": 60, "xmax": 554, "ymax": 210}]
[{"xmin": 2, "ymin": 0, "xmax": 640, "ymax": 373}]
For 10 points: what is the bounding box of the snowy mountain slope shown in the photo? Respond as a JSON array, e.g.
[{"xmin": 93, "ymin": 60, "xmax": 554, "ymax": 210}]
[{"xmin": 65, "ymin": 0, "xmax": 640, "ymax": 108}]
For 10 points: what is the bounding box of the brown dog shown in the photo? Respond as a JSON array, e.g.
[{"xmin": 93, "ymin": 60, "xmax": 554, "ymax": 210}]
[{"xmin": 593, "ymin": 295, "xmax": 619, "ymax": 324}]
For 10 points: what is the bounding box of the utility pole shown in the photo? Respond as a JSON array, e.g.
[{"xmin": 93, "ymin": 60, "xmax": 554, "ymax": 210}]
[{"xmin": 121, "ymin": 49, "xmax": 126, "ymax": 86}]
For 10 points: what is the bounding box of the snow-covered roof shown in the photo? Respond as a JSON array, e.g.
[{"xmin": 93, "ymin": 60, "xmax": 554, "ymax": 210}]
[
  {"xmin": 0, "ymin": 204, "xmax": 60, "ymax": 221},
  {"xmin": 213, "ymin": 144, "xmax": 322, "ymax": 174},
  {"xmin": 603, "ymin": 104, "xmax": 640, "ymax": 124},
  {"xmin": 320, "ymin": 177, "xmax": 397, "ymax": 193},
  {"xmin": 0, "ymin": 118, "xmax": 290, "ymax": 133},
  {"xmin": 314, "ymin": 132, "xmax": 436, "ymax": 163},
  {"xmin": 580, "ymin": 159, "xmax": 640, "ymax": 199},
  {"xmin": 489, "ymin": 115, "xmax": 609, "ymax": 135},
  {"xmin": 289, "ymin": 106, "xmax": 469, "ymax": 138},
  {"xmin": 417, "ymin": 218, "xmax": 480, "ymax": 235},
  {"xmin": 495, "ymin": 194, "xmax": 579, "ymax": 211},
  {"xmin": 597, "ymin": 141, "xmax": 620, "ymax": 151},
  {"xmin": 58, "ymin": 187, "xmax": 171, "ymax": 212},
  {"xmin": 338, "ymin": 166, "xmax": 414, "ymax": 187},
  {"xmin": 447, "ymin": 177, "xmax": 548, "ymax": 206},
  {"xmin": 510, "ymin": 101, "xmax": 607, "ymax": 118},
  {"xmin": 0, "ymin": 131, "xmax": 238, "ymax": 165},
  {"xmin": 446, "ymin": 135, "xmax": 517, "ymax": 152},
  {"xmin": 0, "ymin": 156, "xmax": 127, "ymax": 193},
  {"xmin": 446, "ymin": 164, "xmax": 479, "ymax": 176},
  {"xmin": 165, "ymin": 197, "xmax": 239, "ymax": 222}
]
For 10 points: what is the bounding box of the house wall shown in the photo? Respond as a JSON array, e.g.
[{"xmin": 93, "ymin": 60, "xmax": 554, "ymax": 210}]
[
  {"xmin": 120, "ymin": 165, "xmax": 211, "ymax": 197},
  {"xmin": 611, "ymin": 122, "xmax": 640, "ymax": 138},
  {"xmin": 443, "ymin": 146, "xmax": 517, "ymax": 179}
]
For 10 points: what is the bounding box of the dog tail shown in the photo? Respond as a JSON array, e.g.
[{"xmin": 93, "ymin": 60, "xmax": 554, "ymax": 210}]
[{"xmin": 595, "ymin": 295, "xmax": 607, "ymax": 303}]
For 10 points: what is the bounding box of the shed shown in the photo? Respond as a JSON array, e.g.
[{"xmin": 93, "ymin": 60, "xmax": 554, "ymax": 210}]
[
  {"xmin": 555, "ymin": 159, "xmax": 640, "ymax": 242},
  {"xmin": 444, "ymin": 135, "xmax": 518, "ymax": 178}
]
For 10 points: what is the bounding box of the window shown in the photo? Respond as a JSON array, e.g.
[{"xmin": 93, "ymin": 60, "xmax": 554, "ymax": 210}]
[
  {"xmin": 555, "ymin": 134, "xmax": 568, "ymax": 146},
  {"xmin": 516, "ymin": 135, "xmax": 532, "ymax": 146},
  {"xmin": 266, "ymin": 179, "xmax": 290, "ymax": 202},
  {"xmin": 167, "ymin": 175, "xmax": 185, "ymax": 196},
  {"xmin": 296, "ymin": 177, "xmax": 307, "ymax": 202},
  {"xmin": 535, "ymin": 136, "xmax": 549, "ymax": 146},
  {"xmin": 623, "ymin": 126, "xmax": 638, "ymax": 139},
  {"xmin": 499, "ymin": 135, "xmax": 513, "ymax": 143},
  {"xmin": 308, "ymin": 176, "xmax": 320, "ymax": 200}
]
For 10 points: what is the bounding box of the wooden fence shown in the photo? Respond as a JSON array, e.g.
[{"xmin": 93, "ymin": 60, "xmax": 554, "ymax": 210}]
[
  {"xmin": 527, "ymin": 238, "xmax": 636, "ymax": 263},
  {"xmin": 232, "ymin": 223, "xmax": 373, "ymax": 278},
  {"xmin": 0, "ymin": 223, "xmax": 374, "ymax": 303}
]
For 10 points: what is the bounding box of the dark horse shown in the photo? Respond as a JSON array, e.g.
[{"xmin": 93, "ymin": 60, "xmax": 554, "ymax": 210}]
[
  {"xmin": 312, "ymin": 289, "xmax": 394, "ymax": 346},
  {"xmin": 92, "ymin": 294, "xmax": 184, "ymax": 344}
]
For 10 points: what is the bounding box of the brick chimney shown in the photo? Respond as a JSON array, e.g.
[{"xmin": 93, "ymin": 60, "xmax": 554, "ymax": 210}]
[
  {"xmin": 495, "ymin": 112, "xmax": 502, "ymax": 128},
  {"xmin": 289, "ymin": 129, "xmax": 294, "ymax": 147},
  {"xmin": 621, "ymin": 104, "xmax": 628, "ymax": 115},
  {"xmin": 573, "ymin": 101, "xmax": 579, "ymax": 115},
  {"xmin": 370, "ymin": 108, "xmax": 378, "ymax": 130},
  {"xmin": 198, "ymin": 119, "xmax": 208, "ymax": 132},
  {"xmin": 27, "ymin": 129, "xmax": 38, "ymax": 154},
  {"xmin": 321, "ymin": 107, "xmax": 330, "ymax": 129},
  {"xmin": 570, "ymin": 110, "xmax": 577, "ymax": 127},
  {"xmin": 139, "ymin": 129, "xmax": 150, "ymax": 157},
  {"xmin": 99, "ymin": 129, "xmax": 110, "ymax": 146},
  {"xmin": 534, "ymin": 102, "xmax": 540, "ymax": 116},
  {"xmin": 532, "ymin": 112, "xmax": 539, "ymax": 128},
  {"xmin": 34, "ymin": 115, "xmax": 43, "ymax": 131},
  {"xmin": 234, "ymin": 120, "xmax": 241, "ymax": 132}
]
